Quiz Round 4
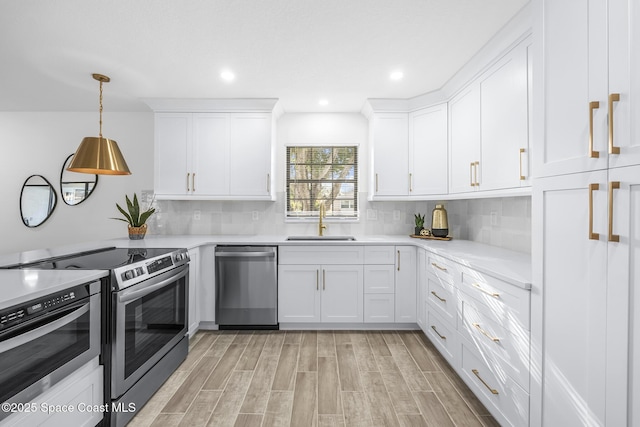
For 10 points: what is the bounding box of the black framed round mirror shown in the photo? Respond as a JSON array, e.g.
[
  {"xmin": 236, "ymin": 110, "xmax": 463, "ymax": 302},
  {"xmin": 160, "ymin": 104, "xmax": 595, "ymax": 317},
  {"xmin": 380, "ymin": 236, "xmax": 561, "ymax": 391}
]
[
  {"xmin": 60, "ymin": 153, "xmax": 98, "ymax": 205},
  {"xmin": 20, "ymin": 175, "xmax": 57, "ymax": 227}
]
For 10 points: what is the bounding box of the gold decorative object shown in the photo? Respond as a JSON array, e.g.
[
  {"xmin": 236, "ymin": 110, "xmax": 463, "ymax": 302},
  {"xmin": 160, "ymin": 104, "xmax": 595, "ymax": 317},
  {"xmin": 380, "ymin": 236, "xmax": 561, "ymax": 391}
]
[
  {"xmin": 419, "ymin": 228, "xmax": 431, "ymax": 236},
  {"xmin": 67, "ymin": 74, "xmax": 131, "ymax": 175}
]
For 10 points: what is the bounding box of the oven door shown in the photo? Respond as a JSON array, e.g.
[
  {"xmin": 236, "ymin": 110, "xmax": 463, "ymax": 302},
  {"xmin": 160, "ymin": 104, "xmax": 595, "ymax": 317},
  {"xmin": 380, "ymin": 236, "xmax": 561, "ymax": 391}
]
[
  {"xmin": 0, "ymin": 291, "xmax": 100, "ymax": 421},
  {"xmin": 111, "ymin": 264, "xmax": 188, "ymax": 398}
]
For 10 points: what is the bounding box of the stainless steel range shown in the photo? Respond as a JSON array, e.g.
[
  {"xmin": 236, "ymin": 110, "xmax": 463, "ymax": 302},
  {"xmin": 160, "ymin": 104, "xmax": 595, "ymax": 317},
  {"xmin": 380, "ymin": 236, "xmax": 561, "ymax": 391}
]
[{"xmin": 6, "ymin": 246, "xmax": 190, "ymax": 427}]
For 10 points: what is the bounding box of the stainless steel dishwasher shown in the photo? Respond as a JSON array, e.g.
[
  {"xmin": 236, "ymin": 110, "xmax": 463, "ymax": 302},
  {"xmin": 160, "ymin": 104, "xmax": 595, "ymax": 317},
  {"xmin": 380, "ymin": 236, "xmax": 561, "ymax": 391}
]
[{"xmin": 215, "ymin": 246, "xmax": 278, "ymax": 329}]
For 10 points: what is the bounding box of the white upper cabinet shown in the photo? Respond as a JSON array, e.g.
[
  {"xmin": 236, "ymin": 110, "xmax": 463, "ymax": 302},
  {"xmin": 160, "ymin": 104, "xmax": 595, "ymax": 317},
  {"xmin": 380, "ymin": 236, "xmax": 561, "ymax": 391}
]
[
  {"xmin": 151, "ymin": 100, "xmax": 277, "ymax": 200},
  {"xmin": 449, "ymin": 85, "xmax": 481, "ymax": 194},
  {"xmin": 450, "ymin": 37, "xmax": 531, "ymax": 194},
  {"xmin": 409, "ymin": 104, "xmax": 448, "ymax": 196},
  {"xmin": 370, "ymin": 113, "xmax": 410, "ymax": 198},
  {"xmin": 536, "ymin": 0, "xmax": 640, "ymax": 177}
]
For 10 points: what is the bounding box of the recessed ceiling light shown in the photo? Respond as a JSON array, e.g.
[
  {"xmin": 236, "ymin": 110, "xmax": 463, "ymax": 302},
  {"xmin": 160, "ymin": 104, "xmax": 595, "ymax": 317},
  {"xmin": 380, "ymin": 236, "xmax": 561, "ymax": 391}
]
[
  {"xmin": 318, "ymin": 99, "xmax": 329, "ymax": 106},
  {"xmin": 220, "ymin": 70, "xmax": 235, "ymax": 82},
  {"xmin": 390, "ymin": 70, "xmax": 404, "ymax": 81}
]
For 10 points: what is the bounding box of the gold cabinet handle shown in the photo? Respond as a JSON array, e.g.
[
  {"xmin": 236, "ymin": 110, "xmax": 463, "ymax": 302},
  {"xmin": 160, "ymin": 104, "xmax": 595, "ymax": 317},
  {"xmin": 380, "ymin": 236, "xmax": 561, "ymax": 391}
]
[
  {"xmin": 608, "ymin": 181, "xmax": 620, "ymax": 242},
  {"xmin": 187, "ymin": 173, "xmax": 191, "ymax": 192},
  {"xmin": 470, "ymin": 162, "xmax": 474, "ymax": 187},
  {"xmin": 431, "ymin": 291, "xmax": 446, "ymax": 303},
  {"xmin": 474, "ymin": 161, "xmax": 480, "ymax": 186},
  {"xmin": 192, "ymin": 173, "xmax": 196, "ymax": 192},
  {"xmin": 267, "ymin": 173, "xmax": 270, "ymax": 193},
  {"xmin": 519, "ymin": 148, "xmax": 526, "ymax": 180},
  {"xmin": 431, "ymin": 325, "xmax": 446, "ymax": 340},
  {"xmin": 609, "ymin": 93, "xmax": 621, "ymax": 155},
  {"xmin": 589, "ymin": 101, "xmax": 600, "ymax": 158},
  {"xmin": 472, "ymin": 369, "xmax": 499, "ymax": 395},
  {"xmin": 397, "ymin": 250, "xmax": 400, "ymax": 271},
  {"xmin": 316, "ymin": 270, "xmax": 319, "ymax": 291},
  {"xmin": 471, "ymin": 283, "xmax": 500, "ymax": 298},
  {"xmin": 322, "ymin": 269, "xmax": 326, "ymax": 290},
  {"xmin": 431, "ymin": 262, "xmax": 448, "ymax": 272},
  {"xmin": 409, "ymin": 173, "xmax": 413, "ymax": 192},
  {"xmin": 472, "ymin": 323, "xmax": 500, "ymax": 342},
  {"xmin": 589, "ymin": 183, "xmax": 600, "ymax": 240},
  {"xmin": 375, "ymin": 173, "xmax": 379, "ymax": 193}
]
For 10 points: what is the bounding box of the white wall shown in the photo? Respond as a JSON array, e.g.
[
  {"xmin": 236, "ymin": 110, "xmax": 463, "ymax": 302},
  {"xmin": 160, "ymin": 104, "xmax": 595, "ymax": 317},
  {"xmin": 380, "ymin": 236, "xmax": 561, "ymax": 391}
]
[{"xmin": 0, "ymin": 112, "xmax": 154, "ymax": 255}]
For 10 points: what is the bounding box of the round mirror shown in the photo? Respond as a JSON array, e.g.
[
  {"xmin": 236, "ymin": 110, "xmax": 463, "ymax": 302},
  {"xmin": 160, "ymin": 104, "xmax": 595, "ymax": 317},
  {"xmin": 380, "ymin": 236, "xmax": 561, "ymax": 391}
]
[
  {"xmin": 60, "ymin": 153, "xmax": 98, "ymax": 205},
  {"xmin": 20, "ymin": 175, "xmax": 57, "ymax": 227}
]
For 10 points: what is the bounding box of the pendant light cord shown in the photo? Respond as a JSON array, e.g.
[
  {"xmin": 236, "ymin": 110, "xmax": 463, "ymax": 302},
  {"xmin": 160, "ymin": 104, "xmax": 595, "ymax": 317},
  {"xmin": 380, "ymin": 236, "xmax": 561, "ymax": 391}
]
[{"xmin": 98, "ymin": 80, "xmax": 103, "ymax": 138}]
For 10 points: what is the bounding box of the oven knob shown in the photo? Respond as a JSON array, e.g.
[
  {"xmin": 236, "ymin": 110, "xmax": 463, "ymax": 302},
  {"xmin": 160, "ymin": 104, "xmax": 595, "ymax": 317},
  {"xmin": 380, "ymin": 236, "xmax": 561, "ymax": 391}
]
[
  {"xmin": 124, "ymin": 270, "xmax": 135, "ymax": 280},
  {"xmin": 136, "ymin": 267, "xmax": 144, "ymax": 276}
]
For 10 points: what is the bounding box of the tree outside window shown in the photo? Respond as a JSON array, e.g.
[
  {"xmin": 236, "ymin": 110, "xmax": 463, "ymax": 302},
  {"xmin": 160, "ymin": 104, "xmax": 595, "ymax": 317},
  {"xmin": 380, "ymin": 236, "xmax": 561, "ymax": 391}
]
[{"xmin": 286, "ymin": 146, "xmax": 358, "ymax": 218}]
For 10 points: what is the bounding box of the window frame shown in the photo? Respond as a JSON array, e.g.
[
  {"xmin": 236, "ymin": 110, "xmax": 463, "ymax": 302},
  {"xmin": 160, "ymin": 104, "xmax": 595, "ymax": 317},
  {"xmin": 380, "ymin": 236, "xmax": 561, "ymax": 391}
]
[{"xmin": 284, "ymin": 144, "xmax": 359, "ymax": 222}]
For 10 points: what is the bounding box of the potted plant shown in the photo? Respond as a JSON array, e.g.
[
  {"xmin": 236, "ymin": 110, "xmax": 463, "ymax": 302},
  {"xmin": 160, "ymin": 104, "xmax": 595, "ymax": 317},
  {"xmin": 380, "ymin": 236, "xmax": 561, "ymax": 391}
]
[
  {"xmin": 112, "ymin": 193, "xmax": 155, "ymax": 240},
  {"xmin": 414, "ymin": 213, "xmax": 425, "ymax": 235}
]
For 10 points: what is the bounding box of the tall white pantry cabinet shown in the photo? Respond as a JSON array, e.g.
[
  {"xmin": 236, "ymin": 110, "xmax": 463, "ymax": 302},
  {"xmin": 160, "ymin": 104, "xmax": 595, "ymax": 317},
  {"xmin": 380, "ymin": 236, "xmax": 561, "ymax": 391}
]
[{"xmin": 532, "ymin": 0, "xmax": 640, "ymax": 426}]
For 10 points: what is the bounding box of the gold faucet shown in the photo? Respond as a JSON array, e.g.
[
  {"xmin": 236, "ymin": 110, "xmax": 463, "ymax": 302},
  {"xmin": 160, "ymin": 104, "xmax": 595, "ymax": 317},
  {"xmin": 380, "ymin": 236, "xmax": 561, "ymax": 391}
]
[{"xmin": 318, "ymin": 203, "xmax": 327, "ymax": 236}]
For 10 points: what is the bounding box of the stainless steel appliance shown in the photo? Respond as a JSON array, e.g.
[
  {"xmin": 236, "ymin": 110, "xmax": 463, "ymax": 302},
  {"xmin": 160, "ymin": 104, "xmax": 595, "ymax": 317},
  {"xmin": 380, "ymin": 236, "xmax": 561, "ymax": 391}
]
[
  {"xmin": 6, "ymin": 246, "xmax": 190, "ymax": 427},
  {"xmin": 215, "ymin": 246, "xmax": 277, "ymax": 329},
  {"xmin": 0, "ymin": 280, "xmax": 101, "ymax": 422}
]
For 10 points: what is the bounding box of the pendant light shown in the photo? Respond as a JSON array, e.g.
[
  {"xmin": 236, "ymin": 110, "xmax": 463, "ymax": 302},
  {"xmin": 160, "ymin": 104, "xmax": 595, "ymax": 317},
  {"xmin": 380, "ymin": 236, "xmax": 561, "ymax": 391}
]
[{"xmin": 67, "ymin": 73, "xmax": 131, "ymax": 175}]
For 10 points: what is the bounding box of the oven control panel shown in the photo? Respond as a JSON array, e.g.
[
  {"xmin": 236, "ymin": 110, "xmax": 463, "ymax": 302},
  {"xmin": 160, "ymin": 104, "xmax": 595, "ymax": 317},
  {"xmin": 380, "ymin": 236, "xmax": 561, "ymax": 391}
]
[
  {"xmin": 0, "ymin": 286, "xmax": 89, "ymax": 331},
  {"xmin": 116, "ymin": 249, "xmax": 190, "ymax": 288}
]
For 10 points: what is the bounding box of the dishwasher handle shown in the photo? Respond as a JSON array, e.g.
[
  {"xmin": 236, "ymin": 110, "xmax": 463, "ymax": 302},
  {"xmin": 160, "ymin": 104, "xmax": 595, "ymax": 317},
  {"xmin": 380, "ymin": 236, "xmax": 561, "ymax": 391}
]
[{"xmin": 215, "ymin": 251, "xmax": 276, "ymax": 258}]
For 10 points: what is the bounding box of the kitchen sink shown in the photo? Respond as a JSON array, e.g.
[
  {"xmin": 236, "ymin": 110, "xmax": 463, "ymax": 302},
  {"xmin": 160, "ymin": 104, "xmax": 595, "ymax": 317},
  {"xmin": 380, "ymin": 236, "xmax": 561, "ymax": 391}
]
[{"xmin": 286, "ymin": 235, "xmax": 357, "ymax": 241}]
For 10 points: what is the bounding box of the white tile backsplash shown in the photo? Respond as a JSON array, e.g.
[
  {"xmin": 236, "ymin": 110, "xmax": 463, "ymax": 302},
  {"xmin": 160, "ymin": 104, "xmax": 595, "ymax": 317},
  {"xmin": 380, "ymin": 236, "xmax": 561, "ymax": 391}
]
[{"xmin": 149, "ymin": 194, "xmax": 531, "ymax": 254}]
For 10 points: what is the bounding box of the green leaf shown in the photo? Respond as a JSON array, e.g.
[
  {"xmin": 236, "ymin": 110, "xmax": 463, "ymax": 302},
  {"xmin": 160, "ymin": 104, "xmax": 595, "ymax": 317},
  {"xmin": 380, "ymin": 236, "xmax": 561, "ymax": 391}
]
[
  {"xmin": 139, "ymin": 208, "xmax": 155, "ymax": 225},
  {"xmin": 116, "ymin": 203, "xmax": 133, "ymax": 225}
]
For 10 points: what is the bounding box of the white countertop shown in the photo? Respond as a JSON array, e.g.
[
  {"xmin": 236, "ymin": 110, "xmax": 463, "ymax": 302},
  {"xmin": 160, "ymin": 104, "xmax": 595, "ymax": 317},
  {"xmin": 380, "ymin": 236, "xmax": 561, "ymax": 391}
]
[
  {"xmin": 0, "ymin": 269, "xmax": 108, "ymax": 310},
  {"xmin": 0, "ymin": 234, "xmax": 531, "ymax": 309}
]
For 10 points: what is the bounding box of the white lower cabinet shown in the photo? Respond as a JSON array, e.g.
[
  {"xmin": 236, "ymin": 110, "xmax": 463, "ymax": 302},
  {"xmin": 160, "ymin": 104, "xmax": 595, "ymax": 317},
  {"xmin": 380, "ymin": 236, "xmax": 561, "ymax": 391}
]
[
  {"xmin": 416, "ymin": 248, "xmax": 427, "ymax": 331},
  {"xmin": 364, "ymin": 246, "xmax": 396, "ymax": 323},
  {"xmin": 187, "ymin": 247, "xmax": 200, "ymax": 336},
  {"xmin": 2, "ymin": 359, "xmax": 103, "ymax": 427},
  {"xmin": 278, "ymin": 264, "xmax": 363, "ymax": 323},
  {"xmin": 395, "ymin": 246, "xmax": 416, "ymax": 322},
  {"xmin": 197, "ymin": 245, "xmax": 216, "ymax": 328}
]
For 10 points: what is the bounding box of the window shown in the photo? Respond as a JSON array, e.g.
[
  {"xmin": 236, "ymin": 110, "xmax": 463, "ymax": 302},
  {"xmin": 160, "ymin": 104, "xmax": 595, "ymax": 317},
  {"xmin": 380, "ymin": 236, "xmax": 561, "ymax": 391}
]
[{"xmin": 286, "ymin": 146, "xmax": 358, "ymax": 219}]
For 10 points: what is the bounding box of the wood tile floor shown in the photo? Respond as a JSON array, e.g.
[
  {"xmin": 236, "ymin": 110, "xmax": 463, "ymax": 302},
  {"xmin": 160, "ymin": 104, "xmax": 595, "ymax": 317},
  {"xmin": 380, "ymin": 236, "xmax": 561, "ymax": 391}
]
[{"xmin": 128, "ymin": 330, "xmax": 499, "ymax": 427}]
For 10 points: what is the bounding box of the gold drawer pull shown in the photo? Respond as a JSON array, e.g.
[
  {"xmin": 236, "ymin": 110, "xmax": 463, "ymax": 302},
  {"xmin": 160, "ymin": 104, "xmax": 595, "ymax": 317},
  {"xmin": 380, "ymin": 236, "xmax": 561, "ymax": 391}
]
[
  {"xmin": 471, "ymin": 283, "xmax": 500, "ymax": 298},
  {"xmin": 589, "ymin": 183, "xmax": 600, "ymax": 240},
  {"xmin": 472, "ymin": 323, "xmax": 500, "ymax": 342},
  {"xmin": 431, "ymin": 291, "xmax": 446, "ymax": 303},
  {"xmin": 472, "ymin": 369, "xmax": 499, "ymax": 395},
  {"xmin": 186, "ymin": 173, "xmax": 191, "ymax": 192},
  {"xmin": 609, "ymin": 93, "xmax": 621, "ymax": 155},
  {"xmin": 519, "ymin": 148, "xmax": 526, "ymax": 180},
  {"xmin": 608, "ymin": 181, "xmax": 620, "ymax": 242},
  {"xmin": 431, "ymin": 326, "xmax": 446, "ymax": 340},
  {"xmin": 431, "ymin": 262, "xmax": 448, "ymax": 272},
  {"xmin": 589, "ymin": 101, "xmax": 600, "ymax": 158}
]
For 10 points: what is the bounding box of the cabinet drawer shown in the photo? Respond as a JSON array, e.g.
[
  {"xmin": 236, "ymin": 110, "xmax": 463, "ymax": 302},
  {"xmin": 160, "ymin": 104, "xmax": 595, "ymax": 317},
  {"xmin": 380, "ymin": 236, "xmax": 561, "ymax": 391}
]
[
  {"xmin": 279, "ymin": 246, "xmax": 364, "ymax": 265},
  {"xmin": 460, "ymin": 268, "xmax": 530, "ymax": 330},
  {"xmin": 364, "ymin": 294, "xmax": 395, "ymax": 323},
  {"xmin": 428, "ymin": 254, "xmax": 458, "ymax": 285},
  {"xmin": 461, "ymin": 300, "xmax": 530, "ymax": 391},
  {"xmin": 364, "ymin": 265, "xmax": 395, "ymax": 293},
  {"xmin": 425, "ymin": 310, "xmax": 458, "ymax": 366},
  {"xmin": 364, "ymin": 245, "xmax": 396, "ymax": 264},
  {"xmin": 460, "ymin": 343, "xmax": 529, "ymax": 427},
  {"xmin": 427, "ymin": 274, "xmax": 457, "ymax": 325}
]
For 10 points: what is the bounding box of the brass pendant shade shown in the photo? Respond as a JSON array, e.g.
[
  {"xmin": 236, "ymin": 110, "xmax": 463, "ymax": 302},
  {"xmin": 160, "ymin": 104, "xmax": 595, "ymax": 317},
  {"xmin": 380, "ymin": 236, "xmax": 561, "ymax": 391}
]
[{"xmin": 67, "ymin": 74, "xmax": 131, "ymax": 175}]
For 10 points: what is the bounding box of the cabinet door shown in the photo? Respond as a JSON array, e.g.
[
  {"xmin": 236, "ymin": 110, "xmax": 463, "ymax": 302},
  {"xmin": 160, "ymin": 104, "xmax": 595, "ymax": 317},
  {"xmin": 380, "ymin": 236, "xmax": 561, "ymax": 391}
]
[
  {"xmin": 395, "ymin": 246, "xmax": 416, "ymax": 322},
  {"xmin": 278, "ymin": 265, "xmax": 321, "ymax": 323},
  {"xmin": 155, "ymin": 113, "xmax": 190, "ymax": 196},
  {"xmin": 321, "ymin": 265, "xmax": 364, "ymax": 323},
  {"xmin": 449, "ymin": 85, "xmax": 481, "ymax": 193},
  {"xmin": 193, "ymin": 113, "xmax": 229, "ymax": 195},
  {"xmin": 187, "ymin": 248, "xmax": 200, "ymax": 337},
  {"xmin": 532, "ymin": 170, "xmax": 608, "ymax": 426},
  {"xmin": 606, "ymin": 165, "xmax": 640, "ymax": 426},
  {"xmin": 535, "ymin": 0, "xmax": 608, "ymax": 177},
  {"xmin": 409, "ymin": 104, "xmax": 448, "ymax": 195},
  {"xmin": 416, "ymin": 248, "xmax": 427, "ymax": 332},
  {"xmin": 371, "ymin": 113, "xmax": 409, "ymax": 197},
  {"xmin": 480, "ymin": 43, "xmax": 529, "ymax": 190},
  {"xmin": 608, "ymin": 0, "xmax": 640, "ymax": 169},
  {"xmin": 198, "ymin": 245, "xmax": 216, "ymax": 324},
  {"xmin": 229, "ymin": 113, "xmax": 272, "ymax": 197}
]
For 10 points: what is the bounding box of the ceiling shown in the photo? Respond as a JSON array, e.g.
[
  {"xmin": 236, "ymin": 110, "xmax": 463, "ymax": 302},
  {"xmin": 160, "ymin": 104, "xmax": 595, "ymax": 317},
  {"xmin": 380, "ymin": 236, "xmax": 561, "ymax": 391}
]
[{"xmin": 0, "ymin": 0, "xmax": 528, "ymax": 113}]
